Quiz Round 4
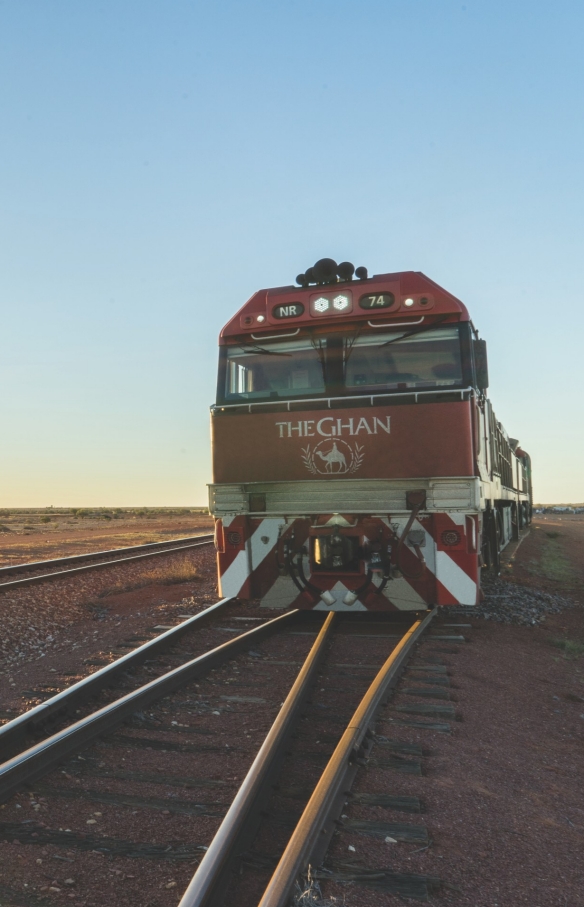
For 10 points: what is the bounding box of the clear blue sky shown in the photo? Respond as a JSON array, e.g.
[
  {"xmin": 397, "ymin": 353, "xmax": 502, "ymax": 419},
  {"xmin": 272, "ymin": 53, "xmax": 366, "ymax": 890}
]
[{"xmin": 1, "ymin": 0, "xmax": 582, "ymax": 506}]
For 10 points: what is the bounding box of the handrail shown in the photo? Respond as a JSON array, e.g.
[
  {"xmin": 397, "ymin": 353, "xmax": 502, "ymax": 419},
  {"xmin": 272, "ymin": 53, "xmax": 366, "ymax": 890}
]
[
  {"xmin": 367, "ymin": 316, "xmax": 424, "ymax": 327},
  {"xmin": 250, "ymin": 329, "xmax": 300, "ymax": 340},
  {"xmin": 212, "ymin": 386, "xmax": 475, "ymax": 413}
]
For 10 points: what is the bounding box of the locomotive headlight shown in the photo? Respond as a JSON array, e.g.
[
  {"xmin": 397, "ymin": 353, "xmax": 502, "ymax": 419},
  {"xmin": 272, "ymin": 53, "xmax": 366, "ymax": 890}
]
[
  {"xmin": 314, "ymin": 297, "xmax": 330, "ymax": 313},
  {"xmin": 404, "ymin": 298, "xmax": 415, "ymax": 307},
  {"xmin": 333, "ymin": 294, "xmax": 349, "ymax": 311},
  {"xmin": 256, "ymin": 315, "xmax": 265, "ymax": 322}
]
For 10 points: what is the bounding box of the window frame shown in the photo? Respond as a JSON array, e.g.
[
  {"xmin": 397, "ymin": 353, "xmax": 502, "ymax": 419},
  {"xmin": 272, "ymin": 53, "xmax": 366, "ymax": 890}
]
[{"xmin": 216, "ymin": 322, "xmax": 476, "ymax": 405}]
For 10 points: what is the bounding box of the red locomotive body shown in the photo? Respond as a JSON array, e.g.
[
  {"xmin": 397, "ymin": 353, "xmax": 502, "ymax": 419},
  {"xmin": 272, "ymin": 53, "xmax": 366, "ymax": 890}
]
[{"xmin": 209, "ymin": 261, "xmax": 531, "ymax": 611}]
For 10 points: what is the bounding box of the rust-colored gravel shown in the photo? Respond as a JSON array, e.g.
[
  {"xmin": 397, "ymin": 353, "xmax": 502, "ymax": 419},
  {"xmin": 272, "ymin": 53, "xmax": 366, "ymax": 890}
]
[
  {"xmin": 0, "ymin": 543, "xmax": 216, "ymax": 680},
  {"xmin": 0, "ymin": 615, "xmax": 318, "ymax": 907},
  {"xmin": 223, "ymin": 623, "xmax": 416, "ymax": 907},
  {"xmin": 1, "ymin": 517, "xmax": 583, "ymax": 906},
  {"xmin": 318, "ymin": 612, "xmax": 584, "ymax": 906}
]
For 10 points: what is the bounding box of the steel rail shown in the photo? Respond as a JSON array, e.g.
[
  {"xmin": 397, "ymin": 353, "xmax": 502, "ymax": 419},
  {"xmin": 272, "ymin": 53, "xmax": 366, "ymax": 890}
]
[
  {"xmin": 0, "ymin": 597, "xmax": 233, "ymax": 760},
  {"xmin": 0, "ymin": 533, "xmax": 214, "ymax": 577},
  {"xmin": 257, "ymin": 607, "xmax": 437, "ymax": 907},
  {"xmin": 177, "ymin": 611, "xmax": 336, "ymax": 907},
  {"xmin": 0, "ymin": 609, "xmax": 301, "ymax": 804},
  {"xmin": 0, "ymin": 537, "xmax": 214, "ymax": 593}
]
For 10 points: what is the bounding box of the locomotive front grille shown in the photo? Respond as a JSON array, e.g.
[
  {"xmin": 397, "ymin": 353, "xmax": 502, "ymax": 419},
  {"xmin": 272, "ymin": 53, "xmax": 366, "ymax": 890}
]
[{"xmin": 208, "ymin": 478, "xmax": 479, "ymax": 516}]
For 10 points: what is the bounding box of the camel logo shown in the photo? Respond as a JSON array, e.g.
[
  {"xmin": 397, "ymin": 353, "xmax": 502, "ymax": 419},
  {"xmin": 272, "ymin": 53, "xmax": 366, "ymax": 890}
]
[{"xmin": 301, "ymin": 439, "xmax": 365, "ymax": 476}]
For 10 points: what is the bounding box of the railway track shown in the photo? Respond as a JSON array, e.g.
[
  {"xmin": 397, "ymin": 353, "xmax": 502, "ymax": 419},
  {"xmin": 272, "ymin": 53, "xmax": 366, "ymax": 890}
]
[
  {"xmin": 178, "ymin": 609, "xmax": 437, "ymax": 907},
  {"xmin": 0, "ymin": 533, "xmax": 214, "ymax": 592},
  {"xmin": 0, "ymin": 597, "xmax": 234, "ymax": 760},
  {"xmin": 0, "ymin": 604, "xmax": 464, "ymax": 906}
]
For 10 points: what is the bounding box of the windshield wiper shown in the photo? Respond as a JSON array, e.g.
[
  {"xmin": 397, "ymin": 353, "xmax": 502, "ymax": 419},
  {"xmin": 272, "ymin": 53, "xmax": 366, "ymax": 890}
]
[
  {"xmin": 238, "ymin": 344, "xmax": 292, "ymax": 357},
  {"xmin": 380, "ymin": 314, "xmax": 451, "ymax": 346}
]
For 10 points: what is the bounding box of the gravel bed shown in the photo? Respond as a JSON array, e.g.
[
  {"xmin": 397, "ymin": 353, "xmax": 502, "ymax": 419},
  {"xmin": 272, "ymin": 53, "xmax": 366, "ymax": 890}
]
[
  {"xmin": 0, "ymin": 545, "xmax": 215, "ymax": 672},
  {"xmin": 0, "ymin": 623, "xmax": 318, "ymax": 907},
  {"xmin": 221, "ymin": 625, "xmax": 414, "ymax": 907},
  {"xmin": 320, "ymin": 613, "xmax": 584, "ymax": 907},
  {"xmin": 0, "ymin": 545, "xmax": 226, "ymax": 727},
  {"xmin": 450, "ymin": 574, "xmax": 575, "ymax": 626}
]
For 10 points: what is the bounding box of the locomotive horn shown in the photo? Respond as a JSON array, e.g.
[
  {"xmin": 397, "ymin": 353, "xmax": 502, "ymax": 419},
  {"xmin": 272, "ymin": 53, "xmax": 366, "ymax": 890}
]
[
  {"xmin": 313, "ymin": 258, "xmax": 338, "ymax": 283},
  {"xmin": 355, "ymin": 266, "xmax": 368, "ymax": 280},
  {"xmin": 296, "ymin": 273, "xmax": 308, "ymax": 286},
  {"xmin": 337, "ymin": 261, "xmax": 355, "ymax": 281},
  {"xmin": 305, "ymin": 267, "xmax": 316, "ymax": 284}
]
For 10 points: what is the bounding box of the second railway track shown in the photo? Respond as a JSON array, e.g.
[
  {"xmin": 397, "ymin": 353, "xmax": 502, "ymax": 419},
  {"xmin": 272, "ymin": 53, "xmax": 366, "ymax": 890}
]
[
  {"xmin": 0, "ymin": 534, "xmax": 214, "ymax": 592},
  {"xmin": 0, "ymin": 604, "xmax": 452, "ymax": 906}
]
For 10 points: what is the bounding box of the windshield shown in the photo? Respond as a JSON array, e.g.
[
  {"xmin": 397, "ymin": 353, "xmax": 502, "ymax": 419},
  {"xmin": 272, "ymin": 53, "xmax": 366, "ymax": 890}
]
[
  {"xmin": 346, "ymin": 326, "xmax": 463, "ymax": 391},
  {"xmin": 223, "ymin": 336, "xmax": 326, "ymax": 401},
  {"xmin": 219, "ymin": 325, "xmax": 464, "ymax": 403}
]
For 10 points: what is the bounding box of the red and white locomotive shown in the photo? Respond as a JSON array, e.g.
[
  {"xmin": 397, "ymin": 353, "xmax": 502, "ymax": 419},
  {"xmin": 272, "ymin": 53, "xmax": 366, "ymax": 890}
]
[{"xmin": 209, "ymin": 259, "xmax": 532, "ymax": 611}]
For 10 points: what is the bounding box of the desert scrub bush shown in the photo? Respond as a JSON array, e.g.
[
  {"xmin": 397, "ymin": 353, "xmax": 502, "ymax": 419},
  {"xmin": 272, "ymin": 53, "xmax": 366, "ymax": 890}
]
[
  {"xmin": 550, "ymin": 638, "xmax": 584, "ymax": 657},
  {"xmin": 98, "ymin": 558, "xmax": 200, "ymax": 597},
  {"xmin": 142, "ymin": 559, "xmax": 200, "ymax": 584},
  {"xmin": 39, "ymin": 516, "xmax": 51, "ymax": 524}
]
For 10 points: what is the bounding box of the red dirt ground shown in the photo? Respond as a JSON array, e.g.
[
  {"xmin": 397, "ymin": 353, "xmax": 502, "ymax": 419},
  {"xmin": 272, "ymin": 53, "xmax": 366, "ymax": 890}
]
[
  {"xmin": 0, "ymin": 511, "xmax": 213, "ymax": 567},
  {"xmin": 0, "ymin": 516, "xmax": 583, "ymax": 906},
  {"xmin": 504, "ymin": 514, "xmax": 584, "ymax": 597},
  {"xmin": 321, "ymin": 517, "xmax": 584, "ymax": 907}
]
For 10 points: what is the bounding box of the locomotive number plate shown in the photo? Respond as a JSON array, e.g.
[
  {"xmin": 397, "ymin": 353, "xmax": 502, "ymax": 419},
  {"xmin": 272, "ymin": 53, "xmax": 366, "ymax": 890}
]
[
  {"xmin": 359, "ymin": 293, "xmax": 396, "ymax": 309},
  {"xmin": 272, "ymin": 302, "xmax": 305, "ymax": 319}
]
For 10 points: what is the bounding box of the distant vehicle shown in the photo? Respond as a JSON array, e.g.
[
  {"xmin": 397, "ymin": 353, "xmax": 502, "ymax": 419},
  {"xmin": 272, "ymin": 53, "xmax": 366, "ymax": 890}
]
[{"xmin": 210, "ymin": 260, "xmax": 532, "ymax": 611}]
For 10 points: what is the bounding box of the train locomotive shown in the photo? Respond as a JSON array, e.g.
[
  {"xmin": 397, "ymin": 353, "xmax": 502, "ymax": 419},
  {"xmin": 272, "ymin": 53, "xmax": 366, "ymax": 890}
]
[{"xmin": 209, "ymin": 259, "xmax": 532, "ymax": 611}]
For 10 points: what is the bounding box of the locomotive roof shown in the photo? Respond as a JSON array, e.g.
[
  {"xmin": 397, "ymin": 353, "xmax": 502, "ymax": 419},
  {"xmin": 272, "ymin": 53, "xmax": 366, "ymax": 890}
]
[{"xmin": 219, "ymin": 270, "xmax": 470, "ymax": 342}]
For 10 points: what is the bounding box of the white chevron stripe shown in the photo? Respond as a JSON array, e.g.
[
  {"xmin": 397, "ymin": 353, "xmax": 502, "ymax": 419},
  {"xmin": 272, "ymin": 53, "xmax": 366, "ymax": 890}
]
[
  {"xmin": 389, "ymin": 517, "xmax": 476, "ymax": 606},
  {"xmin": 220, "ymin": 518, "xmax": 285, "ymax": 598},
  {"xmin": 434, "ymin": 550, "xmax": 477, "ymax": 605},
  {"xmin": 250, "ymin": 519, "xmax": 286, "ymax": 570},
  {"xmin": 219, "ymin": 549, "xmax": 249, "ymax": 598}
]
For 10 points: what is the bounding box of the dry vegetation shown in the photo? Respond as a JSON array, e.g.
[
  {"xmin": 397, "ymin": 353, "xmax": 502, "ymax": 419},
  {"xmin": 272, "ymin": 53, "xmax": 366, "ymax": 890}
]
[
  {"xmin": 0, "ymin": 507, "xmax": 207, "ymax": 534},
  {"xmin": 97, "ymin": 557, "xmax": 202, "ymax": 598},
  {"xmin": 0, "ymin": 508, "xmax": 213, "ymax": 566}
]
